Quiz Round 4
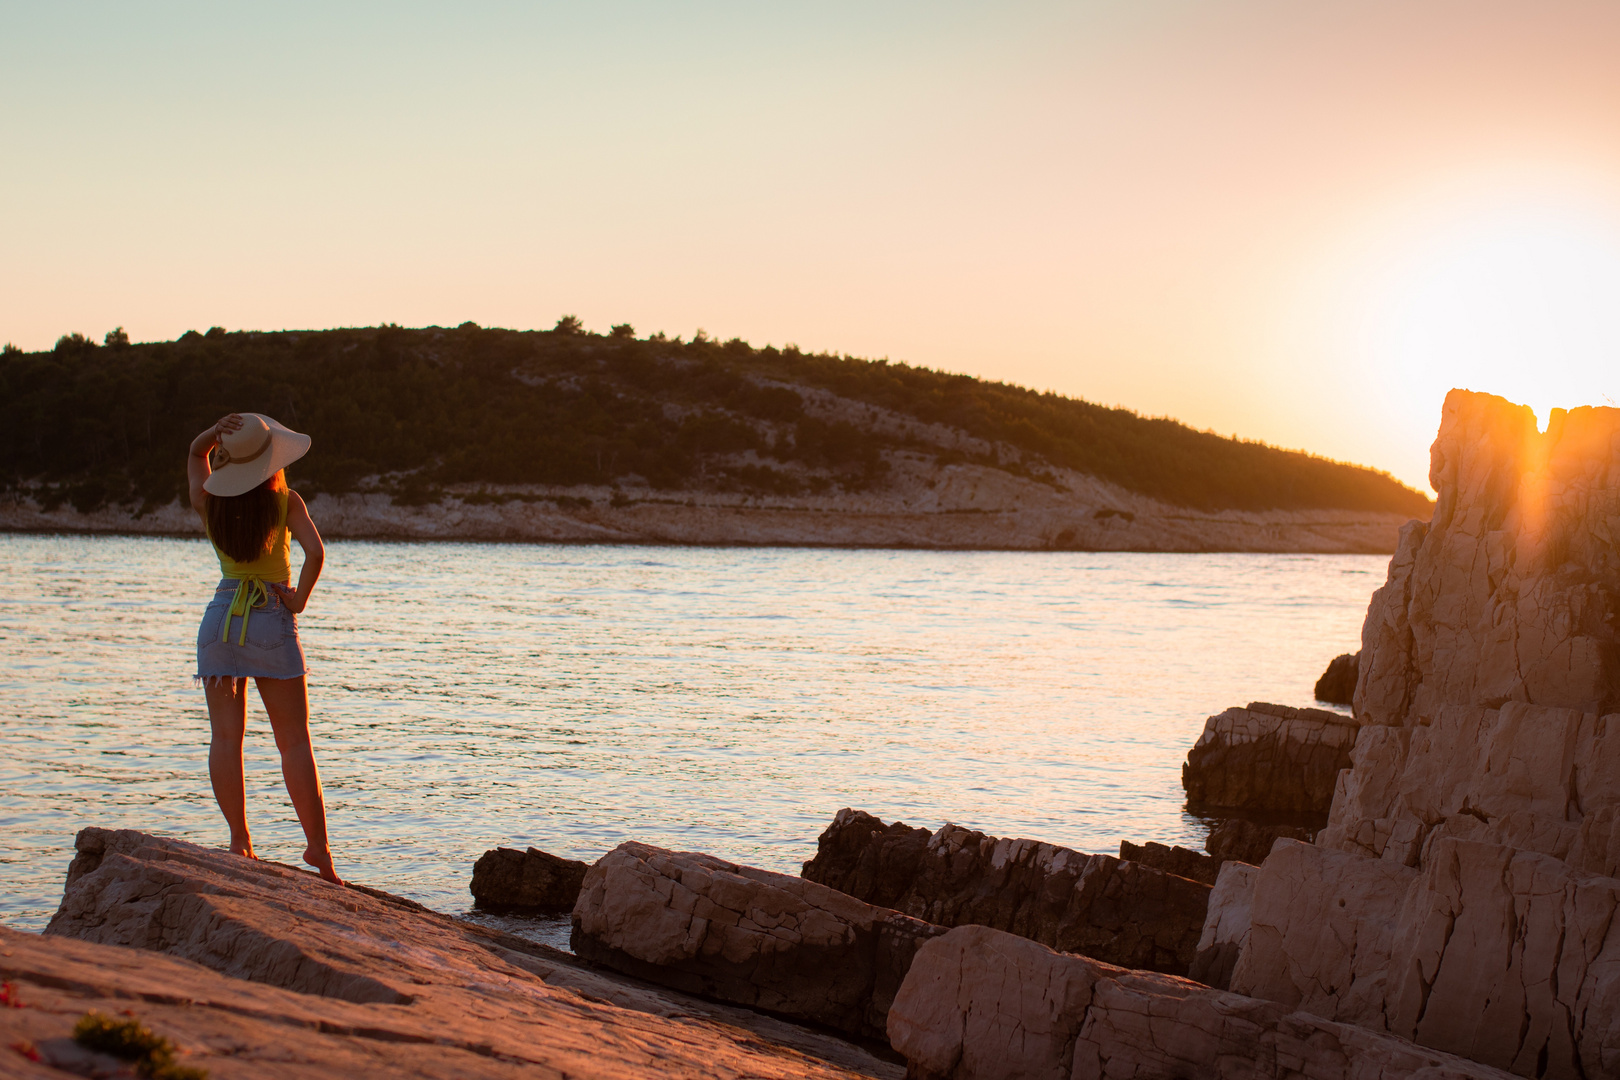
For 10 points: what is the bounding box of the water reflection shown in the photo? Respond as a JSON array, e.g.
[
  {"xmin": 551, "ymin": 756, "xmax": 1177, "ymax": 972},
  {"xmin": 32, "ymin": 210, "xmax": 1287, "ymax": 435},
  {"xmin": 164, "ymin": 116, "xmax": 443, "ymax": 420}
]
[{"xmin": 0, "ymin": 535, "xmax": 1382, "ymax": 930}]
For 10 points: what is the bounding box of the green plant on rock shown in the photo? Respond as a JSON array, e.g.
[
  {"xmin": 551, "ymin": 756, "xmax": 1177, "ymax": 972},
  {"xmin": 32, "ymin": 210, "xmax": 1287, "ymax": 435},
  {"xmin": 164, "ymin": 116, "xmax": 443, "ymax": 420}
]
[{"xmin": 72, "ymin": 1011, "xmax": 209, "ymax": 1079}]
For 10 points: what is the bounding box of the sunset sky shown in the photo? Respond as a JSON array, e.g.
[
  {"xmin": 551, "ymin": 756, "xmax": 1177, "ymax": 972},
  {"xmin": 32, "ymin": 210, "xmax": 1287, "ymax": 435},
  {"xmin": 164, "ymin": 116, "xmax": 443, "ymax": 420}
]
[{"xmin": 6, "ymin": 1, "xmax": 1620, "ymax": 490}]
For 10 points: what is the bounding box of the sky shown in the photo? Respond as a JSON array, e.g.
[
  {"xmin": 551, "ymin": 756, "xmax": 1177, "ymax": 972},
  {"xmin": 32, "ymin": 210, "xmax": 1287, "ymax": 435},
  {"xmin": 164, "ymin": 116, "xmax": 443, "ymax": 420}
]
[{"xmin": 5, "ymin": 1, "xmax": 1620, "ymax": 490}]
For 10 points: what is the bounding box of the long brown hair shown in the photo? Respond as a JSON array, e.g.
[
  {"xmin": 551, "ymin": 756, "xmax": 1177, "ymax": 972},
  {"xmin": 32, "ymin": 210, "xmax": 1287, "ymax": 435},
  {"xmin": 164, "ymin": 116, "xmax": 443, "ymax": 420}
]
[{"xmin": 205, "ymin": 470, "xmax": 286, "ymax": 563}]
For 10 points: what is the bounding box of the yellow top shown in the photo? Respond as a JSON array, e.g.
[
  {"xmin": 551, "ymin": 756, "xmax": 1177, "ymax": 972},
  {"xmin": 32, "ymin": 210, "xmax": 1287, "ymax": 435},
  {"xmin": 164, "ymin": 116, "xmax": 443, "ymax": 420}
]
[{"xmin": 208, "ymin": 488, "xmax": 291, "ymax": 645}]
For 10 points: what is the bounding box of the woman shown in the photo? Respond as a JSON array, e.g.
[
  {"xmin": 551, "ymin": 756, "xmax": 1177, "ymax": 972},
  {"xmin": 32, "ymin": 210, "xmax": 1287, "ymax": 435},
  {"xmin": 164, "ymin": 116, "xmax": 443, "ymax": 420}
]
[{"xmin": 188, "ymin": 412, "xmax": 342, "ymax": 885}]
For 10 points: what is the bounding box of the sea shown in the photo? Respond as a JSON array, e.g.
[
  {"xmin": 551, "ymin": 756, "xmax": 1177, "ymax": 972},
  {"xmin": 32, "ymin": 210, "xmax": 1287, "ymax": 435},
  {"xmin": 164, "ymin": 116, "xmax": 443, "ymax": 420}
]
[{"xmin": 0, "ymin": 533, "xmax": 1384, "ymax": 946}]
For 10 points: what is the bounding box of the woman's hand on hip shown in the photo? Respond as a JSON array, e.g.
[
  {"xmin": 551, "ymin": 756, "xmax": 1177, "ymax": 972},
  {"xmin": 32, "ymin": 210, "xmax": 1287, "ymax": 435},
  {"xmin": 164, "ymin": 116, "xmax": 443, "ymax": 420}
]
[{"xmin": 274, "ymin": 583, "xmax": 308, "ymax": 614}]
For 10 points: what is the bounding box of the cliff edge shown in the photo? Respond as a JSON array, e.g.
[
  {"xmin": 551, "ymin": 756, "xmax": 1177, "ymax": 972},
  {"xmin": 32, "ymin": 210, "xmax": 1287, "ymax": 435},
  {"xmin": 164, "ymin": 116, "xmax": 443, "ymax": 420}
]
[{"xmin": 1220, "ymin": 391, "xmax": 1620, "ymax": 1079}]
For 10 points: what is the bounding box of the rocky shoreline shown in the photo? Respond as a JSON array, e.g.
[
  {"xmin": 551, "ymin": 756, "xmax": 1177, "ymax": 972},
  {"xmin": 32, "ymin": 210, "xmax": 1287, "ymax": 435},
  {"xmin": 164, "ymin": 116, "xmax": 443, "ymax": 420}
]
[
  {"xmin": 1, "ymin": 458, "xmax": 1413, "ymax": 553},
  {"xmin": 6, "ymin": 390, "xmax": 1618, "ymax": 1079}
]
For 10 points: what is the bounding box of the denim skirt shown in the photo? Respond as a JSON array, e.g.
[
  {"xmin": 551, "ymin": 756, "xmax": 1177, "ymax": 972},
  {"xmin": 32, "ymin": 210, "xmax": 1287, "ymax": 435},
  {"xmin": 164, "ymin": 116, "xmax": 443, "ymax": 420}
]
[{"xmin": 196, "ymin": 579, "xmax": 307, "ymax": 683}]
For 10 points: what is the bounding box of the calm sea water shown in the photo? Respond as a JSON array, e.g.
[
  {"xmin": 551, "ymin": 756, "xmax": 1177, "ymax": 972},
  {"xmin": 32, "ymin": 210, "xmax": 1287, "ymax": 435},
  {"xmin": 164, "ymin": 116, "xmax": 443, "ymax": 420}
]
[{"xmin": 0, "ymin": 534, "xmax": 1383, "ymax": 938}]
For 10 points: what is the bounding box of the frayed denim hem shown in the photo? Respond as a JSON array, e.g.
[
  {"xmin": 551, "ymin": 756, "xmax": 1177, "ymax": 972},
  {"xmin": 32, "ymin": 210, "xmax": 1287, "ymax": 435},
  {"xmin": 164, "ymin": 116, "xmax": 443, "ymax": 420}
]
[{"xmin": 193, "ymin": 673, "xmax": 307, "ymax": 690}]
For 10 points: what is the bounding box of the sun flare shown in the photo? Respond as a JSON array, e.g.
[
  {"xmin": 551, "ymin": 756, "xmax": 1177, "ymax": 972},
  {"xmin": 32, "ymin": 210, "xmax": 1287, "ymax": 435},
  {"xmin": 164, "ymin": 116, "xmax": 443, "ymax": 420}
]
[{"xmin": 1364, "ymin": 187, "xmax": 1620, "ymax": 431}]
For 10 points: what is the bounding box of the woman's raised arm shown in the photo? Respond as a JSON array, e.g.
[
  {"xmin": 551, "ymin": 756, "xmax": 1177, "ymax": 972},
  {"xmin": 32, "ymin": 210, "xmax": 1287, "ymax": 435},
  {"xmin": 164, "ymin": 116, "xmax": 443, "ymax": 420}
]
[{"xmin": 187, "ymin": 414, "xmax": 242, "ymax": 513}]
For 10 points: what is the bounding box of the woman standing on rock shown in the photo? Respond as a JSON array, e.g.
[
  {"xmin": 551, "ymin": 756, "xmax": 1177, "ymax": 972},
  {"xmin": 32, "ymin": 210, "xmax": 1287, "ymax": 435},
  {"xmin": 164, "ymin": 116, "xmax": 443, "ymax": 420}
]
[{"xmin": 188, "ymin": 412, "xmax": 342, "ymax": 885}]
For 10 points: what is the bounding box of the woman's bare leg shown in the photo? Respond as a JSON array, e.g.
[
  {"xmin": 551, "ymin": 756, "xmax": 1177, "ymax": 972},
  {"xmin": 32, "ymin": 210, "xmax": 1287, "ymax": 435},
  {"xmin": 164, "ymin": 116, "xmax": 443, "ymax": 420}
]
[
  {"xmin": 257, "ymin": 676, "xmax": 343, "ymax": 885},
  {"xmin": 204, "ymin": 678, "xmax": 254, "ymax": 859}
]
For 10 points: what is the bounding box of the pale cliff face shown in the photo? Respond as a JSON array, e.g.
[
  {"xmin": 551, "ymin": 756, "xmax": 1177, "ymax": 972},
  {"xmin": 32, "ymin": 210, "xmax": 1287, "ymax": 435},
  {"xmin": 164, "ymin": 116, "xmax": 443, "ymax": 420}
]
[{"xmin": 1358, "ymin": 388, "xmax": 1620, "ymax": 725}]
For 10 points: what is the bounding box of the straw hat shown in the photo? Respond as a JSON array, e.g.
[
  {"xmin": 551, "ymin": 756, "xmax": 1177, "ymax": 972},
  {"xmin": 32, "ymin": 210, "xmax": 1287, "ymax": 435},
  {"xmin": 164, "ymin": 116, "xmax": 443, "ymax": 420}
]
[{"xmin": 203, "ymin": 413, "xmax": 312, "ymax": 497}]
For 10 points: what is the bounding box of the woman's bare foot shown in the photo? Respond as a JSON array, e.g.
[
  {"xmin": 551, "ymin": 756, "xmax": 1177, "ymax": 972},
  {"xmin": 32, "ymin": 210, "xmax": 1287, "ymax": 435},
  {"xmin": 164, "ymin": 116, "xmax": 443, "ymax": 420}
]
[
  {"xmin": 304, "ymin": 846, "xmax": 343, "ymax": 885},
  {"xmin": 229, "ymin": 835, "xmax": 257, "ymax": 860}
]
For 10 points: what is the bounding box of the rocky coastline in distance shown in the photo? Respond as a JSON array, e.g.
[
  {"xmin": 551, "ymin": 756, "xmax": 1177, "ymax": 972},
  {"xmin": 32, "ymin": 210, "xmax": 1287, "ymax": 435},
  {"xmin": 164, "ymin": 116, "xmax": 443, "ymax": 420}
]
[
  {"xmin": 0, "ymin": 461, "xmax": 1414, "ymax": 552},
  {"xmin": 3, "ymin": 321, "xmax": 1430, "ymax": 553},
  {"xmin": 7, "ymin": 387, "xmax": 1617, "ymax": 1080}
]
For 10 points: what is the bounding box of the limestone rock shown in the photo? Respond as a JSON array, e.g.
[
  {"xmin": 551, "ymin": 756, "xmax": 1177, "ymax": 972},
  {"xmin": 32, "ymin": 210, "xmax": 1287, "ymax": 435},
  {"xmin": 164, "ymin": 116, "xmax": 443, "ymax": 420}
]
[
  {"xmin": 1230, "ymin": 839, "xmax": 1417, "ymax": 1023},
  {"xmin": 1354, "ymin": 392, "xmax": 1620, "ymax": 728},
  {"xmin": 470, "ymin": 845, "xmax": 588, "ymax": 910},
  {"xmin": 1181, "ymin": 395, "xmax": 1620, "ymax": 1077},
  {"xmin": 570, "ymin": 840, "xmax": 945, "ymax": 1041},
  {"xmin": 1235, "ymin": 835, "xmax": 1620, "ymax": 1078},
  {"xmin": 1182, "ymin": 701, "xmax": 1360, "ymax": 816},
  {"xmin": 1205, "ymin": 817, "xmax": 1317, "ymax": 866},
  {"xmin": 886, "ymin": 923, "xmax": 1513, "ymax": 1079},
  {"xmin": 1315, "ymin": 700, "xmax": 1620, "ymax": 866},
  {"xmin": 799, "ymin": 807, "xmax": 932, "ymax": 909},
  {"xmin": 1189, "ymin": 860, "xmax": 1259, "ymax": 990},
  {"xmin": 39, "ymin": 827, "xmax": 900, "ymax": 1078},
  {"xmin": 801, "ymin": 809, "xmax": 1211, "ymax": 975},
  {"xmin": 1314, "ymin": 651, "xmax": 1360, "ymax": 705},
  {"xmin": 1118, "ymin": 839, "xmax": 1219, "ymax": 885}
]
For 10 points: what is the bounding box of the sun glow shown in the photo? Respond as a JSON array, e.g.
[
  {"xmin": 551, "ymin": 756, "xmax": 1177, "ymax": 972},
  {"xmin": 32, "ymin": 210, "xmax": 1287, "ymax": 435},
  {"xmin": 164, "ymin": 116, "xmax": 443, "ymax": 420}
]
[{"xmin": 1361, "ymin": 184, "xmax": 1620, "ymax": 433}]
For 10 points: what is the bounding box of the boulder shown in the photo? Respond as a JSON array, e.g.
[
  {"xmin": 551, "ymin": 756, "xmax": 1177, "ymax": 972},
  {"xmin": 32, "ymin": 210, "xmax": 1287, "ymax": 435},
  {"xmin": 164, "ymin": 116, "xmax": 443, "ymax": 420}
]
[
  {"xmin": 470, "ymin": 845, "xmax": 588, "ymax": 910},
  {"xmin": 1118, "ymin": 839, "xmax": 1219, "ymax": 885},
  {"xmin": 1314, "ymin": 650, "xmax": 1360, "ymax": 704},
  {"xmin": 802, "ymin": 809, "xmax": 1210, "ymax": 975},
  {"xmin": 571, "ymin": 840, "xmax": 945, "ymax": 1041},
  {"xmin": 1182, "ymin": 701, "xmax": 1360, "ymax": 817},
  {"xmin": 38, "ymin": 827, "xmax": 901, "ymax": 1079},
  {"xmin": 886, "ymin": 923, "xmax": 1513, "ymax": 1079},
  {"xmin": 1205, "ymin": 818, "xmax": 1316, "ymax": 866},
  {"xmin": 1188, "ymin": 860, "xmax": 1259, "ymax": 990},
  {"xmin": 798, "ymin": 808, "xmax": 932, "ymax": 909}
]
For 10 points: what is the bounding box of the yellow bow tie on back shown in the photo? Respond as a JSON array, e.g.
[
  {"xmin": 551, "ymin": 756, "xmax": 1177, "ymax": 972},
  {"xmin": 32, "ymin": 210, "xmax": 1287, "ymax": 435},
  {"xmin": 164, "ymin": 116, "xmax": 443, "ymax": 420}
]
[{"xmin": 220, "ymin": 576, "xmax": 270, "ymax": 645}]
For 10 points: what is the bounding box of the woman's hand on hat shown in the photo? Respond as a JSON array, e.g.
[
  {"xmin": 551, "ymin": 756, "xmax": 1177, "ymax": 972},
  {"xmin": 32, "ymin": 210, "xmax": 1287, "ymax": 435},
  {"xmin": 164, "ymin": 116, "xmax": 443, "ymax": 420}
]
[{"xmin": 213, "ymin": 413, "xmax": 244, "ymax": 438}]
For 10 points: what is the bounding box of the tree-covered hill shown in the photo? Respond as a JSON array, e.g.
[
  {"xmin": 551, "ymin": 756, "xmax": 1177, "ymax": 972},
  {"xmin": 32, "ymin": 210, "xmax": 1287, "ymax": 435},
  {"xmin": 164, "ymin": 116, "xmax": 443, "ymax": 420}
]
[{"xmin": 0, "ymin": 322, "xmax": 1432, "ymax": 518}]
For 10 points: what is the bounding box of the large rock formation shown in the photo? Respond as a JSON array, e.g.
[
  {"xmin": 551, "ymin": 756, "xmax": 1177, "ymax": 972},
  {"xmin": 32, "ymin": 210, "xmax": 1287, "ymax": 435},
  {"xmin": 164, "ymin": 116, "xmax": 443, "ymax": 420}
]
[
  {"xmin": 470, "ymin": 844, "xmax": 588, "ymax": 910},
  {"xmin": 1226, "ymin": 393, "xmax": 1620, "ymax": 1078},
  {"xmin": 36, "ymin": 827, "xmax": 900, "ymax": 1079},
  {"xmin": 1182, "ymin": 702, "xmax": 1360, "ymax": 817},
  {"xmin": 1356, "ymin": 393, "xmax": 1620, "ymax": 726},
  {"xmin": 886, "ymin": 923, "xmax": 1513, "ymax": 1079},
  {"xmin": 571, "ymin": 840, "xmax": 945, "ymax": 1041},
  {"xmin": 801, "ymin": 809, "xmax": 1210, "ymax": 975}
]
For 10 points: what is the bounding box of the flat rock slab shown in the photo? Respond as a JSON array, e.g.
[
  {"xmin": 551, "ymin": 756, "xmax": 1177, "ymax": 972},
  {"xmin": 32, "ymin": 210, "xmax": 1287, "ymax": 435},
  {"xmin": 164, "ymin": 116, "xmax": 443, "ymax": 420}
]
[
  {"xmin": 470, "ymin": 845, "xmax": 588, "ymax": 910},
  {"xmin": 1182, "ymin": 701, "xmax": 1359, "ymax": 817},
  {"xmin": 888, "ymin": 924, "xmax": 1515, "ymax": 1080},
  {"xmin": 802, "ymin": 809, "xmax": 1210, "ymax": 975},
  {"xmin": 571, "ymin": 840, "xmax": 945, "ymax": 1041},
  {"xmin": 37, "ymin": 827, "xmax": 899, "ymax": 1079}
]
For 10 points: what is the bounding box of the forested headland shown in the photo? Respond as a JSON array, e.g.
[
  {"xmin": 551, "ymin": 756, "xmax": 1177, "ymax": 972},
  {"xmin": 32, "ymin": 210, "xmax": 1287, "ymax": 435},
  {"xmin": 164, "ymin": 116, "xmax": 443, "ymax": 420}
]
[{"xmin": 1, "ymin": 321, "xmax": 1432, "ymax": 519}]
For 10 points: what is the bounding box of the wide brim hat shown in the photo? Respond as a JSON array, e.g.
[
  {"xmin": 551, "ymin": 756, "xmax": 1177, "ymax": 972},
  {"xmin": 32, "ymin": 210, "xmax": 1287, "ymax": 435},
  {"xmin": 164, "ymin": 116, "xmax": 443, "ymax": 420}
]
[{"xmin": 203, "ymin": 413, "xmax": 311, "ymax": 497}]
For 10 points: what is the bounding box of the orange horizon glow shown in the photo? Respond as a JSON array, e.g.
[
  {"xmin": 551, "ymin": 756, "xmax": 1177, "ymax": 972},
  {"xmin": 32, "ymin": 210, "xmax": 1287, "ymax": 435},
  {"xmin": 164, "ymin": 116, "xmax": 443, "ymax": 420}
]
[{"xmin": 5, "ymin": 1, "xmax": 1620, "ymax": 492}]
